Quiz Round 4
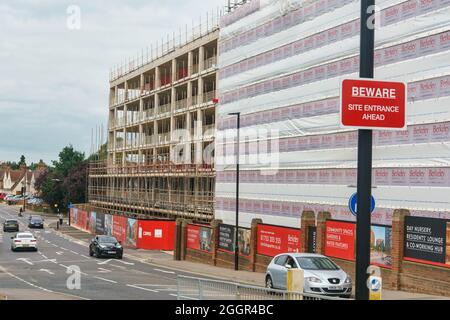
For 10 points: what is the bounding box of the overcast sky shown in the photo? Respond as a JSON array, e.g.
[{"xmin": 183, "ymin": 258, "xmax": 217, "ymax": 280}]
[{"xmin": 0, "ymin": 0, "xmax": 225, "ymax": 164}]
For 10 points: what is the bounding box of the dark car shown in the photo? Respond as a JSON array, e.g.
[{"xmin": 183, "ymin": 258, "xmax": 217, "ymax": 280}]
[
  {"xmin": 3, "ymin": 219, "xmax": 19, "ymax": 232},
  {"xmin": 89, "ymin": 235, "xmax": 123, "ymax": 259},
  {"xmin": 28, "ymin": 216, "xmax": 44, "ymax": 229}
]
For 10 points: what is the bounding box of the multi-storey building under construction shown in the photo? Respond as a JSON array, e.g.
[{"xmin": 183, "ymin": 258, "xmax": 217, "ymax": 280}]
[{"xmin": 88, "ymin": 23, "xmax": 219, "ymax": 222}]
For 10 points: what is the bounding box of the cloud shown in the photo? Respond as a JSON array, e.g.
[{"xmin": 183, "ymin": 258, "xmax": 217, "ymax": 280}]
[{"xmin": 0, "ymin": 0, "xmax": 226, "ymax": 164}]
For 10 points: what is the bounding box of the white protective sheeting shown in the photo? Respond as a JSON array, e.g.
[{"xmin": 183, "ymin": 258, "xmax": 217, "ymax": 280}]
[{"xmin": 216, "ymin": 0, "xmax": 450, "ymax": 227}]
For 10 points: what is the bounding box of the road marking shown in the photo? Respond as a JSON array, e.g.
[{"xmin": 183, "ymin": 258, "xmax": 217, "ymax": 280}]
[
  {"xmin": 60, "ymin": 247, "xmax": 69, "ymax": 251},
  {"xmin": 95, "ymin": 276, "xmax": 117, "ymax": 284},
  {"xmin": 80, "ymin": 254, "xmax": 90, "ymax": 259},
  {"xmin": 154, "ymin": 268, "xmax": 175, "ymax": 274},
  {"xmin": 0, "ymin": 266, "xmax": 53, "ymax": 293},
  {"xmin": 55, "ymin": 252, "xmax": 63, "ymax": 255},
  {"xmin": 35, "ymin": 258, "xmax": 58, "ymax": 264},
  {"xmin": 97, "ymin": 259, "xmax": 113, "ymax": 265},
  {"xmin": 59, "ymin": 264, "xmax": 88, "ymax": 276},
  {"xmin": 117, "ymin": 260, "xmax": 134, "ymax": 266},
  {"xmin": 97, "ymin": 268, "xmax": 111, "ymax": 273},
  {"xmin": 169, "ymin": 293, "xmax": 198, "ymax": 300},
  {"xmin": 41, "ymin": 254, "xmax": 48, "ymax": 259},
  {"xmin": 16, "ymin": 258, "xmax": 34, "ymax": 265},
  {"xmin": 45, "ymin": 231, "xmax": 51, "ymax": 234},
  {"xmin": 126, "ymin": 284, "xmax": 158, "ymax": 293},
  {"xmin": 51, "ymin": 244, "xmax": 58, "ymax": 247},
  {"xmin": 39, "ymin": 269, "xmax": 55, "ymax": 275},
  {"xmin": 70, "ymin": 250, "xmax": 79, "ymax": 255}
]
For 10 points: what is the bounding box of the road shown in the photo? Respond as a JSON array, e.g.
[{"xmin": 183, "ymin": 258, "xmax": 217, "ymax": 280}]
[{"xmin": 0, "ymin": 205, "xmax": 200, "ymax": 300}]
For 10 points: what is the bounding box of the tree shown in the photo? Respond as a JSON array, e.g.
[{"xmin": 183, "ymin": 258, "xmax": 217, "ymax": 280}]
[
  {"xmin": 40, "ymin": 171, "xmax": 65, "ymax": 212},
  {"xmin": 34, "ymin": 167, "xmax": 49, "ymax": 193},
  {"xmin": 88, "ymin": 143, "xmax": 107, "ymax": 161},
  {"xmin": 62, "ymin": 160, "xmax": 88, "ymax": 205},
  {"xmin": 52, "ymin": 145, "xmax": 85, "ymax": 177},
  {"xmin": 18, "ymin": 155, "xmax": 26, "ymax": 167}
]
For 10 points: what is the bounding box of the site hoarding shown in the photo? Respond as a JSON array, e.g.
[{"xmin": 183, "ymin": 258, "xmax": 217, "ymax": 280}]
[
  {"xmin": 104, "ymin": 214, "xmax": 113, "ymax": 236},
  {"xmin": 256, "ymin": 224, "xmax": 301, "ymax": 257},
  {"xmin": 112, "ymin": 215, "xmax": 127, "ymax": 244},
  {"xmin": 325, "ymin": 220, "xmax": 393, "ymax": 267},
  {"xmin": 217, "ymin": 224, "xmax": 251, "ymax": 256},
  {"xmin": 95, "ymin": 212, "xmax": 105, "ymax": 235},
  {"xmin": 125, "ymin": 218, "xmax": 138, "ymax": 248},
  {"xmin": 137, "ymin": 220, "xmax": 176, "ymax": 251},
  {"xmin": 404, "ymin": 216, "xmax": 450, "ymax": 267},
  {"xmin": 186, "ymin": 224, "xmax": 212, "ymax": 253}
]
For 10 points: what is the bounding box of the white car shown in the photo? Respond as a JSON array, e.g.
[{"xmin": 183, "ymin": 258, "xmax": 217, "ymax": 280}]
[{"xmin": 11, "ymin": 232, "xmax": 38, "ymax": 252}]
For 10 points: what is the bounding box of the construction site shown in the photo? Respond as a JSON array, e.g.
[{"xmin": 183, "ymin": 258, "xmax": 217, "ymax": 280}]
[{"xmin": 88, "ymin": 14, "xmax": 220, "ymax": 222}]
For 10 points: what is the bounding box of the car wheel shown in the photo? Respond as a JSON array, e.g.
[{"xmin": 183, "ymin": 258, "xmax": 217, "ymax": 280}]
[
  {"xmin": 265, "ymin": 275, "xmax": 274, "ymax": 289},
  {"xmin": 89, "ymin": 247, "xmax": 94, "ymax": 257},
  {"xmin": 117, "ymin": 254, "xmax": 123, "ymax": 260},
  {"xmin": 95, "ymin": 248, "xmax": 101, "ymax": 258}
]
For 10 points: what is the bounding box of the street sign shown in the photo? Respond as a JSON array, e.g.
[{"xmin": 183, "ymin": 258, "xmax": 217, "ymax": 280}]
[
  {"xmin": 341, "ymin": 78, "xmax": 407, "ymax": 130},
  {"xmin": 349, "ymin": 193, "xmax": 375, "ymax": 216}
]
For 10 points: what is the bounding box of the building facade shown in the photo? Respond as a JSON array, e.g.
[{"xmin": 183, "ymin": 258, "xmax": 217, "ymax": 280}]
[{"xmin": 88, "ymin": 28, "xmax": 219, "ymax": 222}]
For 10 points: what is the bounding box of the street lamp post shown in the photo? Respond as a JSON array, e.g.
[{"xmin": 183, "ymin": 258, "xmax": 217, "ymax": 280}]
[
  {"xmin": 229, "ymin": 112, "xmax": 240, "ymax": 271},
  {"xmin": 21, "ymin": 179, "xmax": 26, "ymax": 213}
]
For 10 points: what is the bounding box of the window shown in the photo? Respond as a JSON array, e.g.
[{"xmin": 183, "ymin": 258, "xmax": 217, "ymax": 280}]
[
  {"xmin": 274, "ymin": 255, "xmax": 288, "ymax": 266},
  {"xmin": 295, "ymin": 257, "xmax": 340, "ymax": 270},
  {"xmin": 285, "ymin": 256, "xmax": 297, "ymax": 268}
]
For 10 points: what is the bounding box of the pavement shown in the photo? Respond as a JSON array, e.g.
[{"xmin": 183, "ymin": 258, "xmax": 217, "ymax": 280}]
[{"xmin": 1, "ymin": 204, "xmax": 448, "ymax": 300}]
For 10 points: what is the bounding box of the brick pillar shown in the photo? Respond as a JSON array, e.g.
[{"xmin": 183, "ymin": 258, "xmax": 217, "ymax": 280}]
[
  {"xmin": 390, "ymin": 209, "xmax": 410, "ymax": 289},
  {"xmin": 300, "ymin": 210, "xmax": 315, "ymax": 253},
  {"xmin": 179, "ymin": 219, "xmax": 191, "ymax": 260},
  {"xmin": 316, "ymin": 211, "xmax": 331, "ymax": 255},
  {"xmin": 249, "ymin": 218, "xmax": 263, "ymax": 272},
  {"xmin": 211, "ymin": 219, "xmax": 222, "ymax": 266}
]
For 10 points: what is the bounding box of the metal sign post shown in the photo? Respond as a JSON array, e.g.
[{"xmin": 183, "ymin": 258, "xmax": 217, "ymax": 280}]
[{"xmin": 355, "ymin": 0, "xmax": 375, "ymax": 300}]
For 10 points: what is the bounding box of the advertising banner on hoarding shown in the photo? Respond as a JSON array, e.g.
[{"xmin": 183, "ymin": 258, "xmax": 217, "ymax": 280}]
[
  {"xmin": 218, "ymin": 224, "xmax": 251, "ymax": 256},
  {"xmin": 186, "ymin": 224, "xmax": 212, "ymax": 252},
  {"xmin": 78, "ymin": 210, "xmax": 88, "ymax": 231},
  {"xmin": 104, "ymin": 214, "xmax": 113, "ymax": 236},
  {"xmin": 325, "ymin": 220, "xmax": 356, "ymax": 261},
  {"xmin": 112, "ymin": 215, "xmax": 127, "ymax": 244},
  {"xmin": 88, "ymin": 211, "xmax": 96, "ymax": 234},
  {"xmin": 95, "ymin": 212, "xmax": 105, "ymax": 235},
  {"xmin": 325, "ymin": 220, "xmax": 393, "ymax": 267},
  {"xmin": 126, "ymin": 218, "xmax": 138, "ymax": 248},
  {"xmin": 404, "ymin": 216, "xmax": 449, "ymax": 267},
  {"xmin": 256, "ymin": 224, "xmax": 301, "ymax": 257},
  {"xmin": 70, "ymin": 208, "xmax": 78, "ymax": 227},
  {"xmin": 137, "ymin": 220, "xmax": 175, "ymax": 251}
]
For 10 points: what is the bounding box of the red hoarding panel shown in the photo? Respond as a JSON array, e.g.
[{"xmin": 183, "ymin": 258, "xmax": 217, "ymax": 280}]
[
  {"xmin": 341, "ymin": 78, "xmax": 406, "ymax": 130},
  {"xmin": 112, "ymin": 215, "xmax": 127, "ymax": 244},
  {"xmin": 137, "ymin": 220, "xmax": 176, "ymax": 251},
  {"xmin": 256, "ymin": 224, "xmax": 301, "ymax": 257},
  {"xmin": 186, "ymin": 224, "xmax": 201, "ymax": 251},
  {"xmin": 325, "ymin": 220, "xmax": 356, "ymax": 261},
  {"xmin": 78, "ymin": 210, "xmax": 88, "ymax": 231}
]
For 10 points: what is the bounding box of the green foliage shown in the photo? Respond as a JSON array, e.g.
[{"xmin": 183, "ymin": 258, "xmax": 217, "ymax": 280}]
[
  {"xmin": 52, "ymin": 144, "xmax": 85, "ymax": 177},
  {"xmin": 18, "ymin": 155, "xmax": 26, "ymax": 166},
  {"xmin": 88, "ymin": 143, "xmax": 107, "ymax": 161}
]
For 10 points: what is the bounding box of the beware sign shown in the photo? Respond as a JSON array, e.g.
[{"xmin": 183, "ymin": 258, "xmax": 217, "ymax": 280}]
[{"xmin": 341, "ymin": 79, "xmax": 407, "ymax": 130}]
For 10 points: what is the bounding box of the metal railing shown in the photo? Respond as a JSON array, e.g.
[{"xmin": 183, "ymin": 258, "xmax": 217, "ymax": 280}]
[
  {"xmin": 203, "ymin": 56, "xmax": 217, "ymax": 70},
  {"xmin": 158, "ymin": 103, "xmax": 171, "ymax": 115},
  {"xmin": 175, "ymin": 98, "xmax": 188, "ymax": 110},
  {"xmin": 176, "ymin": 275, "xmax": 346, "ymax": 300},
  {"xmin": 203, "ymin": 90, "xmax": 216, "ymax": 103}
]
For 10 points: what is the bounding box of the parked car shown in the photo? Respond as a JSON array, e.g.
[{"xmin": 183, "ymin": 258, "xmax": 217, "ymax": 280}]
[
  {"xmin": 3, "ymin": 219, "xmax": 19, "ymax": 232},
  {"xmin": 11, "ymin": 232, "xmax": 38, "ymax": 251},
  {"xmin": 0, "ymin": 192, "xmax": 7, "ymax": 200},
  {"xmin": 89, "ymin": 235, "xmax": 123, "ymax": 259},
  {"xmin": 28, "ymin": 216, "xmax": 44, "ymax": 229},
  {"xmin": 265, "ymin": 253, "xmax": 352, "ymax": 298}
]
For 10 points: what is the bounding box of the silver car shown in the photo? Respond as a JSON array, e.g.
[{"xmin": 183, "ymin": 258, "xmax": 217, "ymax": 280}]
[{"xmin": 265, "ymin": 253, "xmax": 352, "ymax": 298}]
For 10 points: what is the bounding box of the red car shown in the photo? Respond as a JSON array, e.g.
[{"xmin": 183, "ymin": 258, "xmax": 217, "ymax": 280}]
[{"xmin": 0, "ymin": 193, "xmax": 7, "ymax": 200}]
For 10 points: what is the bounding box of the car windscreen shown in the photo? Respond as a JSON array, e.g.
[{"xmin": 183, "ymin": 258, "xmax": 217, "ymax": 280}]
[
  {"xmin": 31, "ymin": 218, "xmax": 42, "ymax": 222},
  {"xmin": 17, "ymin": 234, "xmax": 33, "ymax": 239},
  {"xmin": 98, "ymin": 236, "xmax": 117, "ymax": 243},
  {"xmin": 295, "ymin": 257, "xmax": 340, "ymax": 270},
  {"xmin": 6, "ymin": 220, "xmax": 18, "ymax": 224}
]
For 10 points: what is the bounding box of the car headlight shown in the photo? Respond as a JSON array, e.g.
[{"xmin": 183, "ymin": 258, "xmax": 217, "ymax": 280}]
[
  {"xmin": 115, "ymin": 243, "xmax": 122, "ymax": 248},
  {"xmin": 345, "ymin": 276, "xmax": 352, "ymax": 284},
  {"xmin": 306, "ymin": 277, "xmax": 322, "ymax": 283}
]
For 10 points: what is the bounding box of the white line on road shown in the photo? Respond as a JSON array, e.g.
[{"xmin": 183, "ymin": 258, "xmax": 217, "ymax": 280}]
[
  {"xmin": 55, "ymin": 252, "xmax": 63, "ymax": 255},
  {"xmin": 58, "ymin": 264, "xmax": 88, "ymax": 276},
  {"xmin": 39, "ymin": 269, "xmax": 55, "ymax": 275},
  {"xmin": 70, "ymin": 250, "xmax": 79, "ymax": 255},
  {"xmin": 60, "ymin": 247, "xmax": 69, "ymax": 251},
  {"xmin": 80, "ymin": 254, "xmax": 90, "ymax": 259},
  {"xmin": 97, "ymin": 268, "xmax": 111, "ymax": 273},
  {"xmin": 154, "ymin": 268, "xmax": 175, "ymax": 274},
  {"xmin": 16, "ymin": 258, "xmax": 34, "ymax": 265},
  {"xmin": 117, "ymin": 260, "xmax": 134, "ymax": 266},
  {"xmin": 41, "ymin": 254, "xmax": 48, "ymax": 259},
  {"xmin": 126, "ymin": 284, "xmax": 158, "ymax": 293},
  {"xmin": 51, "ymin": 244, "xmax": 58, "ymax": 247},
  {"xmin": 94, "ymin": 276, "xmax": 117, "ymax": 284},
  {"xmin": 97, "ymin": 259, "xmax": 113, "ymax": 265}
]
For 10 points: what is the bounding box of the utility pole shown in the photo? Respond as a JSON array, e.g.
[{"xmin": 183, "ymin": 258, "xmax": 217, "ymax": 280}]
[
  {"xmin": 355, "ymin": 0, "xmax": 375, "ymax": 300},
  {"xmin": 229, "ymin": 112, "xmax": 240, "ymax": 271}
]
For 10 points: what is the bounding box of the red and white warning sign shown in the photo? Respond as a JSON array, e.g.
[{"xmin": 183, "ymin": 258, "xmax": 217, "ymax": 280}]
[{"xmin": 340, "ymin": 79, "xmax": 407, "ymax": 130}]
